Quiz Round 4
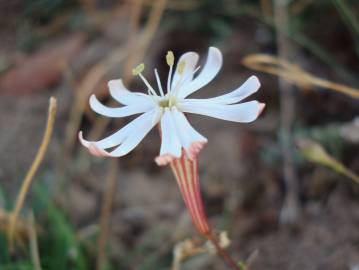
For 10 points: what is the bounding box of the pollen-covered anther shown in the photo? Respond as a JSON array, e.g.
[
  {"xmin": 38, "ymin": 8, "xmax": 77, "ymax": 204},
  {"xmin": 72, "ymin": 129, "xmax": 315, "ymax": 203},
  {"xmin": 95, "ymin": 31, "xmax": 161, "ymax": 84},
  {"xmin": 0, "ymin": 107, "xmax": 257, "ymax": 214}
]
[
  {"xmin": 155, "ymin": 154, "xmax": 177, "ymax": 166},
  {"xmin": 166, "ymin": 51, "xmax": 174, "ymax": 66},
  {"xmin": 188, "ymin": 141, "xmax": 207, "ymax": 160},
  {"xmin": 132, "ymin": 63, "xmax": 145, "ymax": 76}
]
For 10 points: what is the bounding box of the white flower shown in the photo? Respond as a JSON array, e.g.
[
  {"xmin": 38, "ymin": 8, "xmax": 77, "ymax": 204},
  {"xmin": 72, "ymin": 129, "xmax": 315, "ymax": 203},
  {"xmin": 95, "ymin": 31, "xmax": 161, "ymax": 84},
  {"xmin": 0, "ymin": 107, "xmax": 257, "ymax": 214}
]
[{"xmin": 79, "ymin": 47, "xmax": 265, "ymax": 166}]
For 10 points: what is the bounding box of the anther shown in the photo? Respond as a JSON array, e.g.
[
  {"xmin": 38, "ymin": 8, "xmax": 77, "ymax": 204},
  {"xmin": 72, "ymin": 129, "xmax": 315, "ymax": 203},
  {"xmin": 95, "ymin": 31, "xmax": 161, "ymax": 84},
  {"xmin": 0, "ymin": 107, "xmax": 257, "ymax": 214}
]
[
  {"xmin": 166, "ymin": 51, "xmax": 174, "ymax": 66},
  {"xmin": 132, "ymin": 63, "xmax": 145, "ymax": 76}
]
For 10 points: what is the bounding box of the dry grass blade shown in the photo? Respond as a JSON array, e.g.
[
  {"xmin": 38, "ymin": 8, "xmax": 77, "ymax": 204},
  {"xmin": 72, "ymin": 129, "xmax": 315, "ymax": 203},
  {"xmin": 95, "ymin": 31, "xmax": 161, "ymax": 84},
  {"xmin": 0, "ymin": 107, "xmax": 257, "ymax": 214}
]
[
  {"xmin": 297, "ymin": 139, "xmax": 359, "ymax": 185},
  {"xmin": 0, "ymin": 210, "xmax": 28, "ymax": 246},
  {"xmin": 273, "ymin": 0, "xmax": 300, "ymax": 226},
  {"xmin": 96, "ymin": 160, "xmax": 118, "ymax": 270},
  {"xmin": 29, "ymin": 211, "xmax": 42, "ymax": 270},
  {"xmin": 242, "ymin": 54, "xmax": 359, "ymax": 99},
  {"xmin": 8, "ymin": 97, "xmax": 57, "ymax": 251}
]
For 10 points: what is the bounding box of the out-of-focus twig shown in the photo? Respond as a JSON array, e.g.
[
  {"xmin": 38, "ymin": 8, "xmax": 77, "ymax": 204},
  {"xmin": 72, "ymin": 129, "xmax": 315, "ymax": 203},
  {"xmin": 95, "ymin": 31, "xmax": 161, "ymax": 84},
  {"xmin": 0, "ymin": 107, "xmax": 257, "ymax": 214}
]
[
  {"xmin": 63, "ymin": 47, "xmax": 129, "ymax": 159},
  {"xmin": 0, "ymin": 210, "xmax": 28, "ymax": 246},
  {"xmin": 86, "ymin": 0, "xmax": 168, "ymax": 142},
  {"xmin": 332, "ymin": 0, "xmax": 359, "ymax": 38},
  {"xmin": 96, "ymin": 160, "xmax": 118, "ymax": 270},
  {"xmin": 273, "ymin": 0, "xmax": 300, "ymax": 225},
  {"xmin": 290, "ymin": 0, "xmax": 315, "ymax": 14},
  {"xmin": 62, "ymin": 2, "xmax": 132, "ymax": 161},
  {"xmin": 297, "ymin": 139, "xmax": 359, "ymax": 185},
  {"xmin": 8, "ymin": 97, "xmax": 57, "ymax": 251},
  {"xmin": 242, "ymin": 54, "xmax": 359, "ymax": 99},
  {"xmin": 332, "ymin": 0, "xmax": 359, "ymax": 57},
  {"xmin": 144, "ymin": 0, "xmax": 200, "ymax": 10},
  {"xmin": 122, "ymin": 0, "xmax": 145, "ymax": 83},
  {"xmin": 29, "ymin": 211, "xmax": 42, "ymax": 270},
  {"xmin": 238, "ymin": 4, "xmax": 358, "ymax": 85},
  {"xmin": 260, "ymin": 0, "xmax": 272, "ymax": 18}
]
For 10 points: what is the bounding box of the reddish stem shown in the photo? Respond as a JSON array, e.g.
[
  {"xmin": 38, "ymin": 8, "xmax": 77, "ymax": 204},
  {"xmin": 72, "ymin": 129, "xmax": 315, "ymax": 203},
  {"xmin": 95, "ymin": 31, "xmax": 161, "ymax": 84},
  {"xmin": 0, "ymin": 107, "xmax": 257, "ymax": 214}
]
[
  {"xmin": 169, "ymin": 152, "xmax": 240, "ymax": 270},
  {"xmin": 205, "ymin": 233, "xmax": 241, "ymax": 270}
]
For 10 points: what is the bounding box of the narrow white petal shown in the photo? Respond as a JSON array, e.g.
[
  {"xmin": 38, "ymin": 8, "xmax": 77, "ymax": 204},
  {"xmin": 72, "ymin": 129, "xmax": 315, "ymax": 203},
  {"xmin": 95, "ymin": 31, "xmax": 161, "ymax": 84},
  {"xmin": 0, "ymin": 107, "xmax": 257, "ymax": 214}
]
[
  {"xmin": 89, "ymin": 95, "xmax": 153, "ymax": 118},
  {"xmin": 171, "ymin": 52, "xmax": 199, "ymax": 90},
  {"xmin": 171, "ymin": 107, "xmax": 207, "ymax": 152},
  {"xmin": 108, "ymin": 79, "xmax": 153, "ymax": 106},
  {"xmin": 179, "ymin": 47, "xmax": 223, "ymax": 98},
  {"xmin": 79, "ymin": 109, "xmax": 160, "ymax": 157},
  {"xmin": 79, "ymin": 109, "xmax": 157, "ymax": 149},
  {"xmin": 205, "ymin": 76, "xmax": 260, "ymax": 104},
  {"xmin": 159, "ymin": 109, "xmax": 182, "ymax": 157},
  {"xmin": 108, "ymin": 79, "xmax": 130, "ymax": 97},
  {"xmin": 178, "ymin": 100, "xmax": 264, "ymax": 123},
  {"xmin": 108, "ymin": 112, "xmax": 159, "ymax": 157}
]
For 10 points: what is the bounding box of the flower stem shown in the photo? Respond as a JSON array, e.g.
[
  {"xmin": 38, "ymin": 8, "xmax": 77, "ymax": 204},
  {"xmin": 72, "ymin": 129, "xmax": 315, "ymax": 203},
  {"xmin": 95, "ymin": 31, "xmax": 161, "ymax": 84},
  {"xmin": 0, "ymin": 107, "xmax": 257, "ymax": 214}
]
[
  {"xmin": 205, "ymin": 233, "xmax": 241, "ymax": 270},
  {"xmin": 170, "ymin": 152, "xmax": 241, "ymax": 270}
]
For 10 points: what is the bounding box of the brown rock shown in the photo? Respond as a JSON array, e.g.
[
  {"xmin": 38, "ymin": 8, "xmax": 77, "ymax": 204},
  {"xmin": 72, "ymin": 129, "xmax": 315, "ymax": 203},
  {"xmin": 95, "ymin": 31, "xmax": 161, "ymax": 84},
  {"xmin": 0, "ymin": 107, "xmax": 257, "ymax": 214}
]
[{"xmin": 0, "ymin": 34, "xmax": 84, "ymax": 95}]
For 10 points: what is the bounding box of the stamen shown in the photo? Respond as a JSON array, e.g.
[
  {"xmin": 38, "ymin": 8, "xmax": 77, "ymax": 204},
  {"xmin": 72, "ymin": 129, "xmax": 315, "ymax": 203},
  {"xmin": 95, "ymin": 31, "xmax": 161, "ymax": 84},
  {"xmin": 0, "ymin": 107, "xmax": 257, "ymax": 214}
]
[
  {"xmin": 132, "ymin": 63, "xmax": 157, "ymax": 96},
  {"xmin": 154, "ymin": 69, "xmax": 165, "ymax": 96},
  {"xmin": 167, "ymin": 65, "xmax": 173, "ymax": 93},
  {"xmin": 138, "ymin": 74, "xmax": 157, "ymax": 96},
  {"xmin": 166, "ymin": 51, "xmax": 175, "ymax": 93},
  {"xmin": 132, "ymin": 63, "xmax": 145, "ymax": 76}
]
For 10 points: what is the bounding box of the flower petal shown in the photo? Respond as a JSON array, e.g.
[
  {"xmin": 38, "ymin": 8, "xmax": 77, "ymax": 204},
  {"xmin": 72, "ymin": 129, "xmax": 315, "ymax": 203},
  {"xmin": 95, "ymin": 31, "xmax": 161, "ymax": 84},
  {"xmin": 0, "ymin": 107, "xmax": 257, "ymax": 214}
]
[
  {"xmin": 171, "ymin": 52, "xmax": 199, "ymax": 90},
  {"xmin": 89, "ymin": 94, "xmax": 154, "ymax": 118},
  {"xmin": 159, "ymin": 108, "xmax": 182, "ymax": 158},
  {"xmin": 108, "ymin": 79, "xmax": 153, "ymax": 106},
  {"xmin": 79, "ymin": 109, "xmax": 156, "ymax": 149},
  {"xmin": 205, "ymin": 76, "xmax": 260, "ymax": 104},
  {"xmin": 178, "ymin": 47, "xmax": 223, "ymax": 98},
  {"xmin": 108, "ymin": 79, "xmax": 130, "ymax": 96},
  {"xmin": 79, "ymin": 109, "xmax": 160, "ymax": 157},
  {"xmin": 171, "ymin": 107, "xmax": 207, "ymax": 158},
  {"xmin": 178, "ymin": 100, "xmax": 265, "ymax": 123}
]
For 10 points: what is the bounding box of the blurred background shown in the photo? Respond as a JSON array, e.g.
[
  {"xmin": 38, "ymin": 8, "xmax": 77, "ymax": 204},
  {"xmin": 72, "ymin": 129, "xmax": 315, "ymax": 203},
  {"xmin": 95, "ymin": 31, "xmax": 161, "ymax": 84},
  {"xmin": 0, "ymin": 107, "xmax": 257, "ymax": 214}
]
[{"xmin": 1, "ymin": 0, "xmax": 359, "ymax": 269}]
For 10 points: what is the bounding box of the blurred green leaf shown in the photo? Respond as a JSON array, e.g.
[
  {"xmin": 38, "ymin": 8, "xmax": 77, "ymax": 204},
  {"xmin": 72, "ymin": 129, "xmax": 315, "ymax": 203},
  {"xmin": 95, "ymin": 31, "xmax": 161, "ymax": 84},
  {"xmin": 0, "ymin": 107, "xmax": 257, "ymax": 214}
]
[{"xmin": 34, "ymin": 184, "xmax": 88, "ymax": 270}]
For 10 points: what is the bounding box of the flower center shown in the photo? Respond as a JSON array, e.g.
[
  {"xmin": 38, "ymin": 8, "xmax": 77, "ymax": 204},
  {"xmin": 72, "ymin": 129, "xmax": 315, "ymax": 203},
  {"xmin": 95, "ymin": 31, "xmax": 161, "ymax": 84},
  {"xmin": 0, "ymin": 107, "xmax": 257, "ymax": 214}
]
[
  {"xmin": 159, "ymin": 99, "xmax": 170, "ymax": 108},
  {"xmin": 158, "ymin": 96, "xmax": 177, "ymax": 108}
]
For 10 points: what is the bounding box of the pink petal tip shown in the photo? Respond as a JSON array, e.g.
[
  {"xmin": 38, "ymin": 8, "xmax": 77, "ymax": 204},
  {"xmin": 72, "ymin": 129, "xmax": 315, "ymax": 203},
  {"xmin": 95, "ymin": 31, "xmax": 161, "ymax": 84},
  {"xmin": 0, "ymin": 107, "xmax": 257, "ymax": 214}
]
[
  {"xmin": 258, "ymin": 103, "xmax": 266, "ymax": 117},
  {"xmin": 187, "ymin": 141, "xmax": 207, "ymax": 160},
  {"xmin": 78, "ymin": 131, "xmax": 111, "ymax": 157},
  {"xmin": 155, "ymin": 154, "xmax": 177, "ymax": 166}
]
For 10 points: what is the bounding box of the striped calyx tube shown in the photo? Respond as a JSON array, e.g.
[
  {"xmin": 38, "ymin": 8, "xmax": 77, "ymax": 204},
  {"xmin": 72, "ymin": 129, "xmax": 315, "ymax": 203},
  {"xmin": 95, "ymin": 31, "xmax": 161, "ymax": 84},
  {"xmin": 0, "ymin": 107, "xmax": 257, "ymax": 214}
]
[
  {"xmin": 170, "ymin": 151, "xmax": 210, "ymax": 235},
  {"xmin": 169, "ymin": 151, "xmax": 241, "ymax": 270}
]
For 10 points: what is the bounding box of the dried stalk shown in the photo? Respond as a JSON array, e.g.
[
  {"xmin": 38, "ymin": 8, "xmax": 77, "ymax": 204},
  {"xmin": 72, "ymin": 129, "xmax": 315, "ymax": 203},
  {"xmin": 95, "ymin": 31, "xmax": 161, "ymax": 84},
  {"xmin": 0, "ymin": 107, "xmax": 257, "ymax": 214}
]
[
  {"xmin": 273, "ymin": 0, "xmax": 300, "ymax": 225},
  {"xmin": 96, "ymin": 160, "xmax": 118, "ymax": 270},
  {"xmin": 298, "ymin": 139, "xmax": 359, "ymax": 185},
  {"xmin": 8, "ymin": 97, "xmax": 57, "ymax": 251},
  {"xmin": 242, "ymin": 54, "xmax": 359, "ymax": 99}
]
